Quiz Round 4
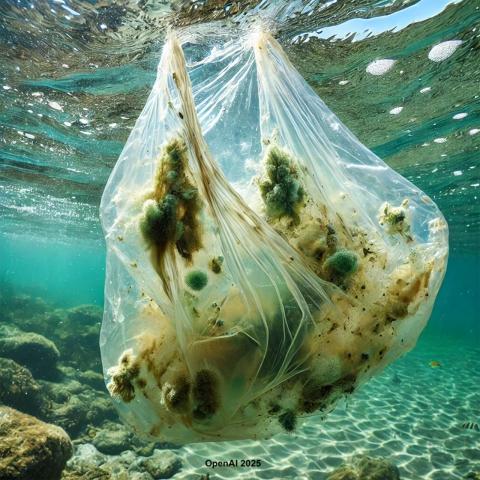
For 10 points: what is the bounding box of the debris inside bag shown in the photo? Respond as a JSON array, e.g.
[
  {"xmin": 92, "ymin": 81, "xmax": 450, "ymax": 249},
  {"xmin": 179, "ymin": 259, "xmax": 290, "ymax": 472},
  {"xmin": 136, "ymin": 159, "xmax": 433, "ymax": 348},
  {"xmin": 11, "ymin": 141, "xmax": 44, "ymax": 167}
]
[{"xmin": 99, "ymin": 30, "xmax": 448, "ymax": 444}]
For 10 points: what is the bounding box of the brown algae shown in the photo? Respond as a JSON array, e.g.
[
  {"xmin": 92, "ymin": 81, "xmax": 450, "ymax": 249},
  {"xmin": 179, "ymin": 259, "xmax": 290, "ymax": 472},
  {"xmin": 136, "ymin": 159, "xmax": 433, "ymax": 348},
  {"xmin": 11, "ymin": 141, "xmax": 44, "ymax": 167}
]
[
  {"xmin": 139, "ymin": 138, "xmax": 203, "ymax": 267},
  {"xmin": 107, "ymin": 350, "xmax": 140, "ymax": 403}
]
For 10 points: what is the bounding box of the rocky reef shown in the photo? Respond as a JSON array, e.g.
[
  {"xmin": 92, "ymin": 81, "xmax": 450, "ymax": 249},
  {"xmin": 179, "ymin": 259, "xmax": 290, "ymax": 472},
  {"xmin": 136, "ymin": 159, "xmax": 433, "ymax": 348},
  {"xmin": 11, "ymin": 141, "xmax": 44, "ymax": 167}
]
[
  {"xmin": 0, "ymin": 290, "xmax": 183, "ymax": 479},
  {"xmin": 0, "ymin": 328, "xmax": 60, "ymax": 379},
  {"xmin": 61, "ymin": 444, "xmax": 181, "ymax": 480},
  {"xmin": 0, "ymin": 357, "xmax": 47, "ymax": 417},
  {"xmin": 0, "ymin": 406, "xmax": 72, "ymax": 480},
  {"xmin": 0, "ymin": 288, "xmax": 415, "ymax": 479}
]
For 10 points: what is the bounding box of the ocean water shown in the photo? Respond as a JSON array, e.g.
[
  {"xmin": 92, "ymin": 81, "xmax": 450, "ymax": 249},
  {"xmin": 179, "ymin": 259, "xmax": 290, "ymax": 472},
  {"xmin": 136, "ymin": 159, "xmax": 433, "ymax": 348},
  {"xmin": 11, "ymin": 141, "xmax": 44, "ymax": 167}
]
[{"xmin": 0, "ymin": 1, "xmax": 479, "ymax": 479}]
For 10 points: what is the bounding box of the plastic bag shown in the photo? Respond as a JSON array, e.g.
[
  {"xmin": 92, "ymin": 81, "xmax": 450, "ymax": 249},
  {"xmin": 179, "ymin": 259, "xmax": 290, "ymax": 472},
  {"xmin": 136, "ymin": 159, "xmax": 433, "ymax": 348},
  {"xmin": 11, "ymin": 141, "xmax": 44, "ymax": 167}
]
[{"xmin": 100, "ymin": 29, "xmax": 448, "ymax": 444}]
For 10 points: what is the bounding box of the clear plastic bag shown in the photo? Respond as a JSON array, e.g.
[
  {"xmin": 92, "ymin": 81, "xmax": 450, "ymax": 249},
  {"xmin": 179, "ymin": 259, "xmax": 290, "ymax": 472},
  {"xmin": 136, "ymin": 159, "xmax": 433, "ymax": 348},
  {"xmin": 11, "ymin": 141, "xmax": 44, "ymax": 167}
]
[{"xmin": 100, "ymin": 29, "xmax": 448, "ymax": 443}]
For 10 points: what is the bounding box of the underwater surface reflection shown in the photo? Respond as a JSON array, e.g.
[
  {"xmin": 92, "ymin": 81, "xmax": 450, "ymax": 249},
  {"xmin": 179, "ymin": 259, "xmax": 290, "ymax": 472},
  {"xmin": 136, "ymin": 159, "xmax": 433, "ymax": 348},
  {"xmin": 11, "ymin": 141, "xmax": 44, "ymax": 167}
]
[{"xmin": 0, "ymin": 0, "xmax": 478, "ymax": 250}]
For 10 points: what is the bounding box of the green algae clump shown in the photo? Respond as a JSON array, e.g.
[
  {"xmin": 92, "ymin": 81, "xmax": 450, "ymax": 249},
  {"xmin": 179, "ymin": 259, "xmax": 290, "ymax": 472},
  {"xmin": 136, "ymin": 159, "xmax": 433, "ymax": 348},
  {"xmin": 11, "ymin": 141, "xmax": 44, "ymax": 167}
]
[
  {"xmin": 259, "ymin": 146, "xmax": 304, "ymax": 222},
  {"xmin": 324, "ymin": 250, "xmax": 358, "ymax": 277},
  {"xmin": 139, "ymin": 138, "xmax": 202, "ymax": 265},
  {"xmin": 140, "ymin": 196, "xmax": 178, "ymax": 249},
  {"xmin": 185, "ymin": 270, "xmax": 208, "ymax": 291}
]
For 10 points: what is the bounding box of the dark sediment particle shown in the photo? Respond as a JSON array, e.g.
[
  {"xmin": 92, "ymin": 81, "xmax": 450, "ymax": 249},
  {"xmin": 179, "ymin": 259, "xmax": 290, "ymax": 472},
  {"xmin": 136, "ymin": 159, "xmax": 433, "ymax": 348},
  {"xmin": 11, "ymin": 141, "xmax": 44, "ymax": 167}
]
[
  {"xmin": 209, "ymin": 256, "xmax": 224, "ymax": 274},
  {"xmin": 327, "ymin": 322, "xmax": 339, "ymax": 334},
  {"xmin": 278, "ymin": 410, "xmax": 296, "ymax": 432},
  {"xmin": 300, "ymin": 383, "xmax": 333, "ymax": 414},
  {"xmin": 192, "ymin": 369, "xmax": 219, "ymax": 420},
  {"xmin": 385, "ymin": 210, "xmax": 405, "ymax": 226},
  {"xmin": 326, "ymin": 224, "xmax": 338, "ymax": 249},
  {"xmin": 136, "ymin": 378, "xmax": 147, "ymax": 389},
  {"xmin": 268, "ymin": 403, "xmax": 281, "ymax": 414},
  {"xmin": 299, "ymin": 374, "xmax": 357, "ymax": 415},
  {"xmin": 387, "ymin": 301, "xmax": 409, "ymax": 320},
  {"xmin": 337, "ymin": 373, "xmax": 357, "ymax": 394}
]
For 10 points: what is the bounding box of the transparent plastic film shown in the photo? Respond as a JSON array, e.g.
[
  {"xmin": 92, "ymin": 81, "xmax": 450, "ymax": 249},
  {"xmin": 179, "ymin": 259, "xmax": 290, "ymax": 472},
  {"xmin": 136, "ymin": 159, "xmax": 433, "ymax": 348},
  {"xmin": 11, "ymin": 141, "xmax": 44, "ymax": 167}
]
[
  {"xmin": 100, "ymin": 27, "xmax": 448, "ymax": 444},
  {"xmin": 250, "ymin": 31, "xmax": 448, "ymax": 352}
]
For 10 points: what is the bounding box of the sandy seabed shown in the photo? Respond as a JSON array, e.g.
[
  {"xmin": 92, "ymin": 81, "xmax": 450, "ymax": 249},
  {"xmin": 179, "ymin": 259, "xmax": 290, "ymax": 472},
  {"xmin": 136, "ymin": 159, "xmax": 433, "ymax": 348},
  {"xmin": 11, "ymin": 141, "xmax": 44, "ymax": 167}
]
[{"xmin": 174, "ymin": 335, "xmax": 480, "ymax": 479}]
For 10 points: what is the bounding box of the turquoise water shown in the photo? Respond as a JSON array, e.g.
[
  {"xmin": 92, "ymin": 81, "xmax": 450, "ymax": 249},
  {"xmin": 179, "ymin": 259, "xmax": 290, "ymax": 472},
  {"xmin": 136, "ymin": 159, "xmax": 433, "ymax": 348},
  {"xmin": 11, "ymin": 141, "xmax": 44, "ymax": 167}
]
[
  {"xmin": 0, "ymin": 1, "xmax": 479, "ymax": 479},
  {"xmin": 1, "ymin": 235, "xmax": 478, "ymax": 337}
]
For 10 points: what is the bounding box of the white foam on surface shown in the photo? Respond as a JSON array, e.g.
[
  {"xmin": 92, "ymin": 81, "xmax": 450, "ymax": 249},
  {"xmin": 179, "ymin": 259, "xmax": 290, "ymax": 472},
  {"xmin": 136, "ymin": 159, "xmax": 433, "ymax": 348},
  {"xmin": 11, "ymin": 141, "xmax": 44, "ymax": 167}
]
[
  {"xmin": 428, "ymin": 40, "xmax": 463, "ymax": 62},
  {"xmin": 366, "ymin": 59, "xmax": 396, "ymax": 76},
  {"xmin": 48, "ymin": 101, "xmax": 63, "ymax": 111},
  {"xmin": 389, "ymin": 106, "xmax": 403, "ymax": 115}
]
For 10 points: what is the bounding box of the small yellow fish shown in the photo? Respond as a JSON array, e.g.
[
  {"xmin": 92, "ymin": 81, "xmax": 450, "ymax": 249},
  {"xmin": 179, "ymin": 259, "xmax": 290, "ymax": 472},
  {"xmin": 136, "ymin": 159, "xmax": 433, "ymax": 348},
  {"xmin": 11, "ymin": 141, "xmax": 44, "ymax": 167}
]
[{"xmin": 429, "ymin": 360, "xmax": 441, "ymax": 368}]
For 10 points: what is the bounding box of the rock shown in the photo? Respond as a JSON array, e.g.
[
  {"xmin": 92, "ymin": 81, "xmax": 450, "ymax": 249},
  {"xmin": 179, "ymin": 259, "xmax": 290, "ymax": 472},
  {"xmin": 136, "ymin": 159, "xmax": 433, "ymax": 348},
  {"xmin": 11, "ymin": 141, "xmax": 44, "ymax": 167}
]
[
  {"xmin": 42, "ymin": 379, "xmax": 91, "ymax": 435},
  {"xmin": 68, "ymin": 443, "xmax": 106, "ymax": 468},
  {"xmin": 132, "ymin": 441, "xmax": 157, "ymax": 458},
  {"xmin": 42, "ymin": 376, "xmax": 117, "ymax": 437},
  {"xmin": 61, "ymin": 443, "xmax": 111, "ymax": 479},
  {"xmin": 92, "ymin": 422, "xmax": 132, "ymax": 455},
  {"xmin": 130, "ymin": 474, "xmax": 154, "ymax": 480},
  {"xmin": 129, "ymin": 450, "xmax": 182, "ymax": 479},
  {"xmin": 61, "ymin": 467, "xmax": 111, "ymax": 480},
  {"xmin": 79, "ymin": 370, "xmax": 105, "ymax": 391},
  {"xmin": 328, "ymin": 455, "xmax": 400, "ymax": 480},
  {"xmin": 0, "ymin": 406, "xmax": 72, "ymax": 480},
  {"xmin": 50, "ymin": 396, "xmax": 90, "ymax": 437},
  {"xmin": 118, "ymin": 450, "xmax": 137, "ymax": 464},
  {"xmin": 0, "ymin": 330, "xmax": 60, "ymax": 379},
  {"xmin": 0, "ymin": 294, "xmax": 49, "ymax": 326},
  {"xmin": 355, "ymin": 456, "xmax": 400, "ymax": 480},
  {"xmin": 328, "ymin": 470, "xmax": 357, "ymax": 480},
  {"xmin": 66, "ymin": 305, "xmax": 103, "ymax": 326},
  {"xmin": 88, "ymin": 420, "xmax": 159, "ymax": 456},
  {"xmin": 43, "ymin": 377, "xmax": 85, "ymax": 403},
  {"xmin": 87, "ymin": 397, "xmax": 117, "ymax": 425},
  {"xmin": 62, "ymin": 443, "xmax": 181, "ymax": 480},
  {"xmin": 51, "ymin": 305, "xmax": 103, "ymax": 372},
  {"xmin": 4, "ymin": 301, "xmax": 103, "ymax": 373},
  {"xmin": 0, "ymin": 357, "xmax": 46, "ymax": 416}
]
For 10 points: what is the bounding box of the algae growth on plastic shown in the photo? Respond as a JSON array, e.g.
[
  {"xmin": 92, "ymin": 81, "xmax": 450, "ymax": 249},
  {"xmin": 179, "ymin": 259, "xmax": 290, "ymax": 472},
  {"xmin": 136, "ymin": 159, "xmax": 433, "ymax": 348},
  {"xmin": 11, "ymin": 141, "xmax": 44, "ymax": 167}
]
[{"xmin": 99, "ymin": 29, "xmax": 448, "ymax": 444}]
